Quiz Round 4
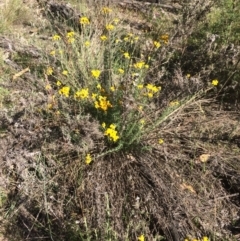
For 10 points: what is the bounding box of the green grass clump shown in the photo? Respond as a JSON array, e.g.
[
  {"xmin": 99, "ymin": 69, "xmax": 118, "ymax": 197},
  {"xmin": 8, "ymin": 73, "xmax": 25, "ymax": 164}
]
[
  {"xmin": 205, "ymin": 0, "xmax": 240, "ymax": 44},
  {"xmin": 41, "ymin": 7, "xmax": 169, "ymax": 160},
  {"xmin": 0, "ymin": 0, "xmax": 31, "ymax": 33}
]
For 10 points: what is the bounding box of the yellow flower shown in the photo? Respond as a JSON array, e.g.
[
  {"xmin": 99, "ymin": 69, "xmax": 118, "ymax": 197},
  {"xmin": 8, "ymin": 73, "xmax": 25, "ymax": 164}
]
[
  {"xmin": 46, "ymin": 66, "xmax": 53, "ymax": 75},
  {"xmin": 95, "ymin": 96, "xmax": 112, "ymax": 111},
  {"xmin": 106, "ymin": 129, "xmax": 119, "ymax": 142},
  {"xmin": 134, "ymin": 36, "xmax": 139, "ymax": 41},
  {"xmin": 97, "ymin": 83, "xmax": 101, "ymax": 89},
  {"xmin": 158, "ymin": 138, "xmax": 164, "ymax": 144},
  {"xmin": 134, "ymin": 61, "xmax": 145, "ymax": 69},
  {"xmin": 109, "ymin": 124, "xmax": 116, "ymax": 130},
  {"xmin": 137, "ymin": 84, "xmax": 143, "ymax": 89},
  {"xmin": 62, "ymin": 70, "xmax": 68, "ymax": 76},
  {"xmin": 56, "ymin": 80, "xmax": 62, "ymax": 86},
  {"xmin": 106, "ymin": 24, "xmax": 114, "ymax": 31},
  {"xmin": 95, "ymin": 102, "xmax": 99, "ymax": 108},
  {"xmin": 45, "ymin": 84, "xmax": 52, "ymax": 90},
  {"xmin": 138, "ymin": 234, "xmax": 144, "ymax": 241},
  {"xmin": 52, "ymin": 34, "xmax": 61, "ymax": 41},
  {"xmin": 91, "ymin": 93, "xmax": 97, "ymax": 100},
  {"xmin": 147, "ymin": 92, "xmax": 153, "ymax": 98},
  {"xmin": 124, "ymin": 37, "xmax": 129, "ymax": 42},
  {"xmin": 140, "ymin": 119, "xmax": 145, "ymax": 125},
  {"xmin": 47, "ymin": 103, "xmax": 53, "ymax": 109},
  {"xmin": 50, "ymin": 50, "xmax": 56, "ymax": 56},
  {"xmin": 85, "ymin": 153, "xmax": 92, "ymax": 165},
  {"xmin": 160, "ymin": 34, "xmax": 169, "ymax": 44},
  {"xmin": 152, "ymin": 86, "xmax": 160, "ymax": 93},
  {"xmin": 211, "ymin": 79, "xmax": 218, "ymax": 86},
  {"xmin": 80, "ymin": 16, "xmax": 90, "ymax": 25},
  {"xmin": 184, "ymin": 239, "xmax": 189, "ymax": 241},
  {"xmin": 104, "ymin": 124, "xmax": 119, "ymax": 142},
  {"xmin": 138, "ymin": 105, "xmax": 143, "ymax": 111},
  {"xmin": 118, "ymin": 68, "xmax": 124, "ymax": 74},
  {"xmin": 101, "ymin": 7, "xmax": 112, "ymax": 14},
  {"xmin": 115, "ymin": 39, "xmax": 121, "ymax": 44},
  {"xmin": 91, "ymin": 70, "xmax": 101, "ymax": 79},
  {"xmin": 169, "ymin": 101, "xmax": 179, "ymax": 107},
  {"xmin": 102, "ymin": 122, "xmax": 106, "ymax": 129},
  {"xmin": 186, "ymin": 73, "xmax": 191, "ymax": 78},
  {"xmin": 110, "ymin": 86, "xmax": 115, "ymax": 92},
  {"xmin": 153, "ymin": 41, "xmax": 161, "ymax": 48},
  {"xmin": 123, "ymin": 52, "xmax": 130, "ymax": 59},
  {"xmin": 58, "ymin": 86, "xmax": 70, "ymax": 97},
  {"xmin": 74, "ymin": 88, "xmax": 89, "ymax": 100},
  {"xmin": 100, "ymin": 35, "xmax": 108, "ymax": 41},
  {"xmin": 144, "ymin": 64, "xmax": 149, "ymax": 69},
  {"xmin": 113, "ymin": 18, "xmax": 119, "ymax": 24},
  {"xmin": 202, "ymin": 237, "xmax": 209, "ymax": 241},
  {"xmin": 66, "ymin": 31, "xmax": 75, "ymax": 38},
  {"xmin": 146, "ymin": 84, "xmax": 161, "ymax": 93},
  {"xmin": 84, "ymin": 41, "xmax": 90, "ymax": 47}
]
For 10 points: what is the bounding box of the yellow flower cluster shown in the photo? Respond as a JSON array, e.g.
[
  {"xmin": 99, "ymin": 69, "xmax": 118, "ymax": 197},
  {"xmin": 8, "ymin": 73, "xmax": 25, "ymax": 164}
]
[
  {"xmin": 95, "ymin": 96, "xmax": 112, "ymax": 111},
  {"xmin": 134, "ymin": 61, "xmax": 145, "ymax": 69},
  {"xmin": 153, "ymin": 41, "xmax": 161, "ymax": 48},
  {"xmin": 106, "ymin": 24, "xmax": 115, "ymax": 31},
  {"xmin": 85, "ymin": 153, "xmax": 92, "ymax": 164},
  {"xmin": 100, "ymin": 35, "xmax": 108, "ymax": 41},
  {"xmin": 145, "ymin": 84, "xmax": 161, "ymax": 98},
  {"xmin": 118, "ymin": 68, "xmax": 124, "ymax": 74},
  {"xmin": 123, "ymin": 33, "xmax": 139, "ymax": 43},
  {"xmin": 123, "ymin": 52, "xmax": 130, "ymax": 59},
  {"xmin": 110, "ymin": 86, "xmax": 115, "ymax": 92},
  {"xmin": 66, "ymin": 31, "xmax": 75, "ymax": 43},
  {"xmin": 185, "ymin": 237, "xmax": 209, "ymax": 241},
  {"xmin": 101, "ymin": 6, "xmax": 112, "ymax": 14},
  {"xmin": 46, "ymin": 66, "xmax": 53, "ymax": 75},
  {"xmin": 50, "ymin": 50, "xmax": 55, "ymax": 56},
  {"xmin": 85, "ymin": 41, "xmax": 90, "ymax": 47},
  {"xmin": 62, "ymin": 70, "xmax": 68, "ymax": 76},
  {"xmin": 160, "ymin": 34, "xmax": 169, "ymax": 44},
  {"xmin": 169, "ymin": 101, "xmax": 180, "ymax": 107},
  {"xmin": 211, "ymin": 79, "xmax": 218, "ymax": 86},
  {"xmin": 52, "ymin": 34, "xmax": 61, "ymax": 41},
  {"xmin": 104, "ymin": 124, "xmax": 119, "ymax": 142},
  {"xmin": 80, "ymin": 16, "xmax": 90, "ymax": 25},
  {"xmin": 59, "ymin": 86, "xmax": 70, "ymax": 97},
  {"xmin": 113, "ymin": 18, "xmax": 119, "ymax": 25},
  {"xmin": 91, "ymin": 69, "xmax": 101, "ymax": 79},
  {"xmin": 138, "ymin": 234, "xmax": 144, "ymax": 241},
  {"xmin": 158, "ymin": 138, "xmax": 164, "ymax": 144},
  {"xmin": 74, "ymin": 88, "xmax": 89, "ymax": 100}
]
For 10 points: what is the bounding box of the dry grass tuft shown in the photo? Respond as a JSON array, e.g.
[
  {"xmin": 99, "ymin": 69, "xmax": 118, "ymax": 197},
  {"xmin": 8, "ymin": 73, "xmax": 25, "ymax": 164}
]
[{"xmin": 0, "ymin": 0, "xmax": 240, "ymax": 241}]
